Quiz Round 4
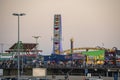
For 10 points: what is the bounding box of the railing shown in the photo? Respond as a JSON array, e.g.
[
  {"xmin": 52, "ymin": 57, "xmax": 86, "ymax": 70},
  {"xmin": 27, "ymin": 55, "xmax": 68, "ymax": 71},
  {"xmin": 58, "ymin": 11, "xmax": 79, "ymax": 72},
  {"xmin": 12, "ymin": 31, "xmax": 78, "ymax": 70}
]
[{"xmin": 0, "ymin": 63, "xmax": 119, "ymax": 69}]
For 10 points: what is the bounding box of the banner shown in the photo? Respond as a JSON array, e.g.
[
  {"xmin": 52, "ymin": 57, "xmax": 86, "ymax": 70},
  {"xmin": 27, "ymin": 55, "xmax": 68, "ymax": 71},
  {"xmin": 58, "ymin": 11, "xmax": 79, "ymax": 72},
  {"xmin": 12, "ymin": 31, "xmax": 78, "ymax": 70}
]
[
  {"xmin": 72, "ymin": 53, "xmax": 84, "ymax": 59},
  {"xmin": 33, "ymin": 68, "xmax": 46, "ymax": 77},
  {"xmin": 82, "ymin": 50, "xmax": 105, "ymax": 60}
]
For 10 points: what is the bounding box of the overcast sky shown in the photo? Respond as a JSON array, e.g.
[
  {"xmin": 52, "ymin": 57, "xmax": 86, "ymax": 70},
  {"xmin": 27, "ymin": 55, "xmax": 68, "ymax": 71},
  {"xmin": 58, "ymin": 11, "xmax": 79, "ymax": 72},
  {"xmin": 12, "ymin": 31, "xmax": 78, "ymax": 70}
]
[{"xmin": 0, "ymin": 0, "xmax": 120, "ymax": 54}]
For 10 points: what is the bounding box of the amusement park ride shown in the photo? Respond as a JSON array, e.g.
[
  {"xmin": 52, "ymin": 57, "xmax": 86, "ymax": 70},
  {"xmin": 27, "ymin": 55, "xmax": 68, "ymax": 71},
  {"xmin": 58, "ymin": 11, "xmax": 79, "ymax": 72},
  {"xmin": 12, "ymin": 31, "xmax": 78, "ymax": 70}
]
[
  {"xmin": 53, "ymin": 14, "xmax": 63, "ymax": 54},
  {"xmin": 51, "ymin": 14, "xmax": 120, "ymax": 65},
  {"xmin": 52, "ymin": 14, "xmax": 111, "ymax": 54}
]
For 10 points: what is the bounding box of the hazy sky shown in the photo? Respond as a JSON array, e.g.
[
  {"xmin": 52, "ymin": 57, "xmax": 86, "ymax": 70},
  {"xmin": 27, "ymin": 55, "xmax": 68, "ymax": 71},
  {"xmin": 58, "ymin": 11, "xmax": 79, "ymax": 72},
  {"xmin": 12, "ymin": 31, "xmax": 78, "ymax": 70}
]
[{"xmin": 0, "ymin": 0, "xmax": 120, "ymax": 54}]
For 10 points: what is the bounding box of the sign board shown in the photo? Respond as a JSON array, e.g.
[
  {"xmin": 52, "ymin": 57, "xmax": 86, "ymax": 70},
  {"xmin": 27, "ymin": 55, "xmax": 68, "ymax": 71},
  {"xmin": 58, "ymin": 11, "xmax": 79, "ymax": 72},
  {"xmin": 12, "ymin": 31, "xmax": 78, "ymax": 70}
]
[
  {"xmin": 0, "ymin": 69, "xmax": 3, "ymax": 76},
  {"xmin": 82, "ymin": 50, "xmax": 105, "ymax": 60},
  {"xmin": 87, "ymin": 73, "xmax": 91, "ymax": 77},
  {"xmin": 72, "ymin": 53, "xmax": 84, "ymax": 59},
  {"xmin": 33, "ymin": 68, "xmax": 46, "ymax": 77}
]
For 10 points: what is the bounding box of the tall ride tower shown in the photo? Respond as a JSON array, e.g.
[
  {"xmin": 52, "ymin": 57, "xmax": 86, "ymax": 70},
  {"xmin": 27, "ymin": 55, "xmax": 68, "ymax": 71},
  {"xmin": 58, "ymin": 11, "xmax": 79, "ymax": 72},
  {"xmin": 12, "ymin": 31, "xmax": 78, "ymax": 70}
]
[{"xmin": 53, "ymin": 14, "xmax": 63, "ymax": 54}]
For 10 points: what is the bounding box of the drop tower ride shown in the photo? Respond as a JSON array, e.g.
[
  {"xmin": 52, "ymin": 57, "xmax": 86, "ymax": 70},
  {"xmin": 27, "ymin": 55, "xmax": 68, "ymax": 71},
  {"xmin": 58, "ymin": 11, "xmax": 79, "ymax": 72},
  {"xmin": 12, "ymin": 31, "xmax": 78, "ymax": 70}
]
[{"xmin": 53, "ymin": 14, "xmax": 63, "ymax": 54}]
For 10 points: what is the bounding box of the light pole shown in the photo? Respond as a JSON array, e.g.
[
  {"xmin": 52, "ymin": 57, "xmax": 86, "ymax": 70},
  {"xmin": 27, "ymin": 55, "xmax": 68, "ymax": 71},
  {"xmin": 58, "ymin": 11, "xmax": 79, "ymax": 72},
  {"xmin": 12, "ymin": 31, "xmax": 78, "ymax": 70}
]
[
  {"xmin": 32, "ymin": 36, "xmax": 40, "ymax": 53},
  {"xmin": 13, "ymin": 13, "xmax": 26, "ymax": 80},
  {"xmin": 32, "ymin": 36, "xmax": 41, "ymax": 59}
]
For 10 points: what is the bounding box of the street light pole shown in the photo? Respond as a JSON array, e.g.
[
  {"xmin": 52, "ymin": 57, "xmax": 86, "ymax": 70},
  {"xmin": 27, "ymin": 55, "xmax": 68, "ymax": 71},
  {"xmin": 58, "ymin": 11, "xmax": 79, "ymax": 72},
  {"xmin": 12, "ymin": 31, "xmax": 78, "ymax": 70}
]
[
  {"xmin": 13, "ymin": 13, "xmax": 26, "ymax": 80},
  {"xmin": 32, "ymin": 36, "xmax": 41, "ymax": 59}
]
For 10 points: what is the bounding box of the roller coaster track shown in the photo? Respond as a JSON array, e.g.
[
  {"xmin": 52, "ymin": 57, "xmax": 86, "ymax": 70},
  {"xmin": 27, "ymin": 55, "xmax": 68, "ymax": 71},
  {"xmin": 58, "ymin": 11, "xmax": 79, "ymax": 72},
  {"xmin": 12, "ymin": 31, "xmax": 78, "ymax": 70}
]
[{"xmin": 63, "ymin": 47, "xmax": 106, "ymax": 54}]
